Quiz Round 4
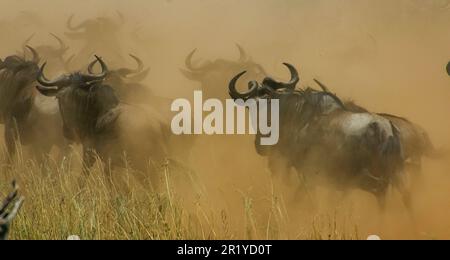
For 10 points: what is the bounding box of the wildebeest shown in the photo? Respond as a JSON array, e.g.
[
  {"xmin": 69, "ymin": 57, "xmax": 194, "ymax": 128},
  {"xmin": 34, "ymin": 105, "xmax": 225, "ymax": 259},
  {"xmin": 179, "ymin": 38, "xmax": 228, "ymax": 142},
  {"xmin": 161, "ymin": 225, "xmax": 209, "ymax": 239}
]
[
  {"xmin": 0, "ymin": 47, "xmax": 67, "ymax": 162},
  {"xmin": 181, "ymin": 45, "xmax": 267, "ymax": 100},
  {"xmin": 88, "ymin": 54, "xmax": 191, "ymax": 163},
  {"xmin": 229, "ymin": 64, "xmax": 409, "ymax": 210},
  {"xmin": 0, "ymin": 181, "xmax": 24, "ymax": 240},
  {"xmin": 36, "ymin": 56, "xmax": 169, "ymax": 185},
  {"xmin": 314, "ymin": 79, "xmax": 442, "ymax": 178},
  {"xmin": 19, "ymin": 33, "xmax": 72, "ymax": 73},
  {"xmin": 65, "ymin": 14, "xmax": 125, "ymax": 67}
]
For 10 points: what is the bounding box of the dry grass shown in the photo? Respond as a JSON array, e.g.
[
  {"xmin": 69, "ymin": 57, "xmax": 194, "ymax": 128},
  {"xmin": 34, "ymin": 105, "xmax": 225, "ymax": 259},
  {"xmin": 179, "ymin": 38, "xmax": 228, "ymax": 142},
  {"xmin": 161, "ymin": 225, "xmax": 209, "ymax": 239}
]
[{"xmin": 0, "ymin": 143, "xmax": 363, "ymax": 240}]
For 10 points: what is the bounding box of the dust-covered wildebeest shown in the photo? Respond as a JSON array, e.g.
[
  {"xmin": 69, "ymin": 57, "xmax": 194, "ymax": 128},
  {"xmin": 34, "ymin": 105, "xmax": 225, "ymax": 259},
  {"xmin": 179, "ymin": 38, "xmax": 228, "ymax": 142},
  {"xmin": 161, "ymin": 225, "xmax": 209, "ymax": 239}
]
[
  {"xmin": 36, "ymin": 56, "xmax": 169, "ymax": 185},
  {"xmin": 89, "ymin": 54, "xmax": 193, "ymax": 164},
  {"xmin": 229, "ymin": 64, "xmax": 409, "ymax": 210},
  {"xmin": 0, "ymin": 47, "xmax": 67, "ymax": 162},
  {"xmin": 19, "ymin": 33, "xmax": 72, "ymax": 73},
  {"xmin": 181, "ymin": 45, "xmax": 267, "ymax": 100},
  {"xmin": 65, "ymin": 14, "xmax": 125, "ymax": 66},
  {"xmin": 0, "ymin": 181, "xmax": 24, "ymax": 240},
  {"xmin": 314, "ymin": 79, "xmax": 442, "ymax": 179}
]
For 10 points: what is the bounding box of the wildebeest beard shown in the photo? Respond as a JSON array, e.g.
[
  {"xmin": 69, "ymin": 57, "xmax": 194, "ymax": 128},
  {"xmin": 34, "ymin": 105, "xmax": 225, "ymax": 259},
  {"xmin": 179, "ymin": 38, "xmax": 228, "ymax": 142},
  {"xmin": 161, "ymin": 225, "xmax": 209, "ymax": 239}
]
[{"xmin": 58, "ymin": 83, "xmax": 120, "ymax": 141}]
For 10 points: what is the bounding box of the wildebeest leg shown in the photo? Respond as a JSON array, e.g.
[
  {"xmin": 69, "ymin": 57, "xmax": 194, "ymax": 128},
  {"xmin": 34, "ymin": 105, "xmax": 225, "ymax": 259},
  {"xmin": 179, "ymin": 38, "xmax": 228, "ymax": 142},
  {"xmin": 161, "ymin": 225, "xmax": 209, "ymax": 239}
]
[
  {"xmin": 375, "ymin": 189, "xmax": 387, "ymax": 213},
  {"xmin": 393, "ymin": 175, "xmax": 412, "ymax": 213},
  {"xmin": 293, "ymin": 170, "xmax": 316, "ymax": 210},
  {"xmin": 407, "ymin": 158, "xmax": 423, "ymax": 192},
  {"xmin": 268, "ymin": 151, "xmax": 291, "ymax": 186}
]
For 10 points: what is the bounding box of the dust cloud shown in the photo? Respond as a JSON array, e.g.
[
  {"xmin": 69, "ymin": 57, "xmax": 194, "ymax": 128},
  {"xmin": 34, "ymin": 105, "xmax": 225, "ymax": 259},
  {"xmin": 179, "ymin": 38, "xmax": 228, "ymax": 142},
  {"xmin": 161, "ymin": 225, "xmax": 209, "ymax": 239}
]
[{"xmin": 1, "ymin": 0, "xmax": 450, "ymax": 239}]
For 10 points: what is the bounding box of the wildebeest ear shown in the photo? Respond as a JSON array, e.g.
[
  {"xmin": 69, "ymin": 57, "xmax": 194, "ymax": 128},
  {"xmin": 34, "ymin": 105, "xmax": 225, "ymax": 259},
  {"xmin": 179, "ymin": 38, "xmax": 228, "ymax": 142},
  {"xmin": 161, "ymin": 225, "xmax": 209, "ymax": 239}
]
[{"xmin": 35, "ymin": 85, "xmax": 59, "ymax": 97}]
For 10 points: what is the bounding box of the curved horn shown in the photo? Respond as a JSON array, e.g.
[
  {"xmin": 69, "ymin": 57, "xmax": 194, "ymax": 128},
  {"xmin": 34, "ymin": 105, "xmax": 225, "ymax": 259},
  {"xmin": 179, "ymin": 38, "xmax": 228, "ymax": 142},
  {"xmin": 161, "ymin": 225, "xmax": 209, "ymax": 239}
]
[
  {"xmin": 36, "ymin": 63, "xmax": 67, "ymax": 87},
  {"xmin": 313, "ymin": 79, "xmax": 330, "ymax": 92},
  {"xmin": 125, "ymin": 68, "xmax": 150, "ymax": 82},
  {"xmin": 66, "ymin": 15, "xmax": 88, "ymax": 31},
  {"xmin": 25, "ymin": 45, "xmax": 39, "ymax": 63},
  {"xmin": 50, "ymin": 33, "xmax": 68, "ymax": 54},
  {"xmin": 82, "ymin": 55, "xmax": 108, "ymax": 82},
  {"xmin": 236, "ymin": 44, "xmax": 248, "ymax": 62},
  {"xmin": 282, "ymin": 63, "xmax": 299, "ymax": 89},
  {"xmin": 185, "ymin": 49, "xmax": 210, "ymax": 71},
  {"xmin": 21, "ymin": 34, "xmax": 34, "ymax": 51},
  {"xmin": 112, "ymin": 54, "xmax": 145, "ymax": 76},
  {"xmin": 185, "ymin": 49, "xmax": 198, "ymax": 70},
  {"xmin": 128, "ymin": 54, "xmax": 144, "ymax": 73},
  {"xmin": 87, "ymin": 59, "xmax": 97, "ymax": 74},
  {"xmin": 263, "ymin": 63, "xmax": 299, "ymax": 90},
  {"xmin": 229, "ymin": 71, "xmax": 259, "ymax": 99}
]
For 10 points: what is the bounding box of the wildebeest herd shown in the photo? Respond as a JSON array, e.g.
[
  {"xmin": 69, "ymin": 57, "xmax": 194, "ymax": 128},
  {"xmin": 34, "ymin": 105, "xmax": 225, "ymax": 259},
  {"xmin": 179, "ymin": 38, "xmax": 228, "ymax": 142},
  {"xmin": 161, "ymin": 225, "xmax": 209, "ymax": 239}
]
[{"xmin": 0, "ymin": 13, "xmax": 449, "ymax": 240}]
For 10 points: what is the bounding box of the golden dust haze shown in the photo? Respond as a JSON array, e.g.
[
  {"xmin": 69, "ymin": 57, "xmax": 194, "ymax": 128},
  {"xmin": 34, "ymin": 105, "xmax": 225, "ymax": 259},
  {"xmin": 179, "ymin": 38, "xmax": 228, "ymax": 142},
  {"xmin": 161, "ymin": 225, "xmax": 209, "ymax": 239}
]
[{"xmin": 1, "ymin": 0, "xmax": 450, "ymax": 240}]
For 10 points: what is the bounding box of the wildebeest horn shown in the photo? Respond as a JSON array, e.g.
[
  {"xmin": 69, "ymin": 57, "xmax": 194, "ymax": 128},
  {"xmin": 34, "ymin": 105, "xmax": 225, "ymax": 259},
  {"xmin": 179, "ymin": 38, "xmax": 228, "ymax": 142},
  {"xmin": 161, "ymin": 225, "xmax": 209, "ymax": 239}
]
[
  {"xmin": 236, "ymin": 44, "xmax": 248, "ymax": 62},
  {"xmin": 313, "ymin": 79, "xmax": 330, "ymax": 92},
  {"xmin": 282, "ymin": 63, "xmax": 299, "ymax": 89},
  {"xmin": 185, "ymin": 49, "xmax": 211, "ymax": 72},
  {"xmin": 83, "ymin": 55, "xmax": 108, "ymax": 82},
  {"xmin": 21, "ymin": 34, "xmax": 34, "ymax": 51},
  {"xmin": 88, "ymin": 54, "xmax": 148, "ymax": 80},
  {"xmin": 67, "ymin": 15, "xmax": 88, "ymax": 31},
  {"xmin": 114, "ymin": 54, "xmax": 144, "ymax": 75},
  {"xmin": 263, "ymin": 63, "xmax": 299, "ymax": 90},
  {"xmin": 25, "ymin": 45, "xmax": 39, "ymax": 63},
  {"xmin": 229, "ymin": 71, "xmax": 259, "ymax": 99},
  {"xmin": 36, "ymin": 63, "xmax": 68, "ymax": 87},
  {"xmin": 126, "ymin": 68, "xmax": 150, "ymax": 82},
  {"xmin": 128, "ymin": 54, "xmax": 144, "ymax": 73},
  {"xmin": 185, "ymin": 49, "xmax": 200, "ymax": 71},
  {"xmin": 50, "ymin": 33, "xmax": 68, "ymax": 53},
  {"xmin": 446, "ymin": 61, "xmax": 450, "ymax": 76}
]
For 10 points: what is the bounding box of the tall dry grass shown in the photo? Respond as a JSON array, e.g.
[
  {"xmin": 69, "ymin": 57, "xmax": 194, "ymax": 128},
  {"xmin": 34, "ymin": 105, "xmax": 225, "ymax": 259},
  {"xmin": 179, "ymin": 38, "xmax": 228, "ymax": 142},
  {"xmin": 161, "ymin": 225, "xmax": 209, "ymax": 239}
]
[{"xmin": 0, "ymin": 143, "xmax": 360, "ymax": 240}]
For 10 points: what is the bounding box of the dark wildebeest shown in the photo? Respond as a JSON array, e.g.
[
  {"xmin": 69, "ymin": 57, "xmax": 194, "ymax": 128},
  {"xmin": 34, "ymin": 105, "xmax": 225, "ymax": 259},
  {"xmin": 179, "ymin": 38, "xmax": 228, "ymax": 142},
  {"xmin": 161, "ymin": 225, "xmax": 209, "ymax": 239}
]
[
  {"xmin": 0, "ymin": 181, "xmax": 24, "ymax": 240},
  {"xmin": 313, "ymin": 79, "xmax": 442, "ymax": 179},
  {"xmin": 65, "ymin": 14, "xmax": 125, "ymax": 67},
  {"xmin": 36, "ymin": 56, "xmax": 169, "ymax": 185},
  {"xmin": 88, "ymin": 54, "xmax": 192, "ymax": 163},
  {"xmin": 181, "ymin": 45, "xmax": 267, "ymax": 100},
  {"xmin": 229, "ymin": 64, "xmax": 409, "ymax": 210},
  {"xmin": 0, "ymin": 47, "xmax": 67, "ymax": 162}
]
